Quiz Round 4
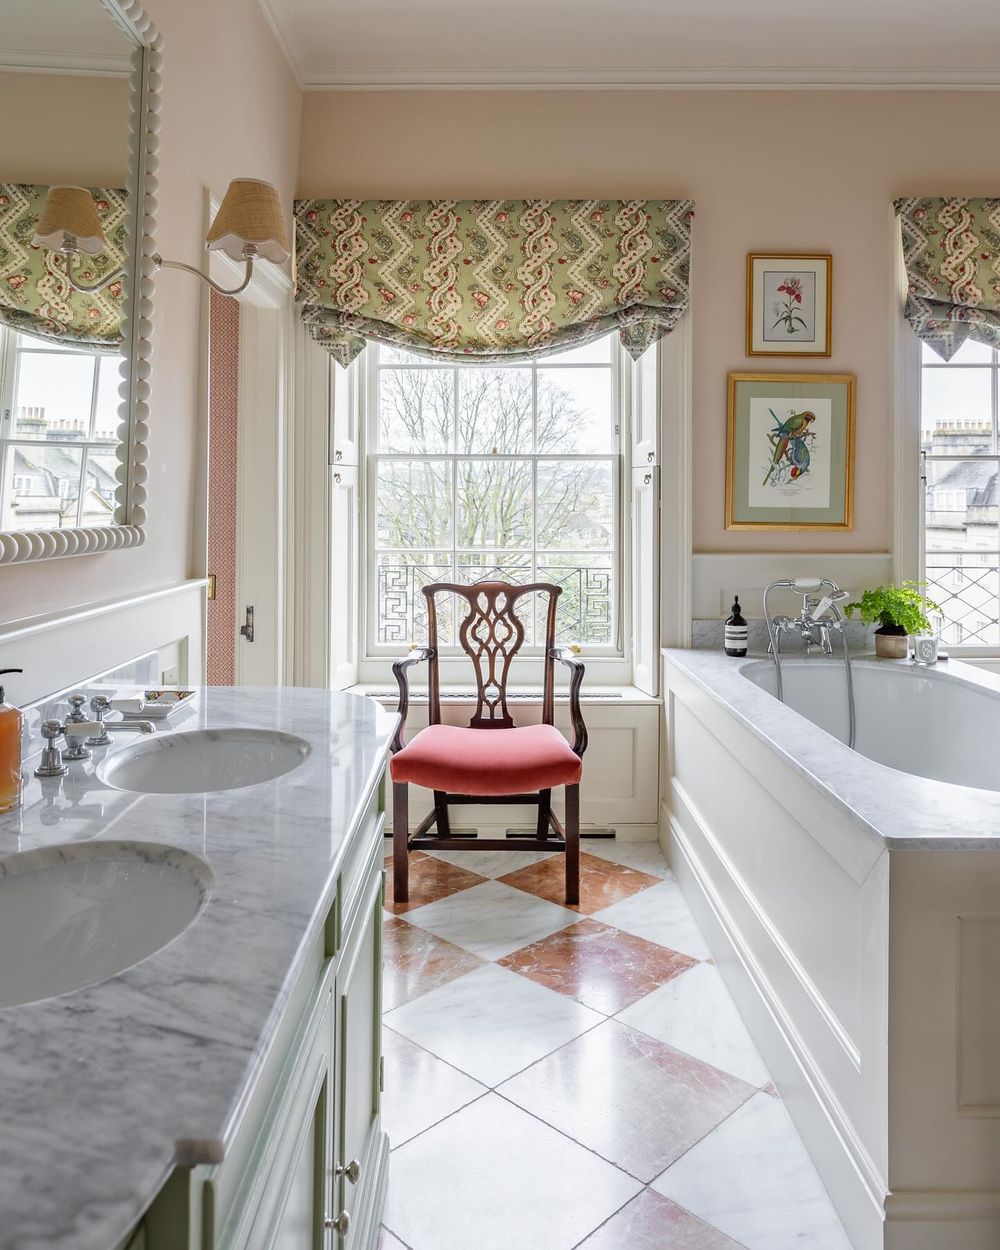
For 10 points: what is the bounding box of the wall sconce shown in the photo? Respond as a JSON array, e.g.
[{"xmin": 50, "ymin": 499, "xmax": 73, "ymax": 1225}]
[{"xmin": 33, "ymin": 178, "xmax": 289, "ymax": 297}]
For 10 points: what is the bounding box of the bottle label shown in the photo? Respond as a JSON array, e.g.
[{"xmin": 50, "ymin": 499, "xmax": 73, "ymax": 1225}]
[{"xmin": 725, "ymin": 625, "xmax": 748, "ymax": 650}]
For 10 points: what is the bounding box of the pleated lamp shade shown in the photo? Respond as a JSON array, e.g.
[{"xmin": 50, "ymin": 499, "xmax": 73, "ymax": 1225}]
[
  {"xmin": 206, "ymin": 178, "xmax": 289, "ymax": 264},
  {"xmin": 32, "ymin": 185, "xmax": 107, "ymax": 254}
]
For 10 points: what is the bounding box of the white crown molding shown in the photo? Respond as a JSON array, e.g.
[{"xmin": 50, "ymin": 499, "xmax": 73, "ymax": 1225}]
[
  {"xmin": 0, "ymin": 0, "xmax": 159, "ymax": 567},
  {"xmin": 300, "ymin": 64, "xmax": 1000, "ymax": 91},
  {"xmin": 0, "ymin": 50, "xmax": 131, "ymax": 76},
  {"xmin": 254, "ymin": 0, "xmax": 305, "ymax": 89}
]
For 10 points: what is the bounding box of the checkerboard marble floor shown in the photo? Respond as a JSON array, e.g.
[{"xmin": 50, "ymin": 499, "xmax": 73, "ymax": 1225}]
[{"xmin": 377, "ymin": 842, "xmax": 853, "ymax": 1250}]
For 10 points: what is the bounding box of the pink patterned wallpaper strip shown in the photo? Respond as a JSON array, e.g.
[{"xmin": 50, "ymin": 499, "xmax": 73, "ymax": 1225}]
[{"xmin": 207, "ymin": 290, "xmax": 240, "ymax": 686}]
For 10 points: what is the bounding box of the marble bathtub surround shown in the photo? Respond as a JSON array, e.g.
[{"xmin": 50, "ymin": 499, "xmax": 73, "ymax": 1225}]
[
  {"xmin": 378, "ymin": 842, "xmax": 851, "ymax": 1250},
  {"xmin": 665, "ymin": 648, "xmax": 1000, "ymax": 850},
  {"xmin": 691, "ymin": 618, "xmax": 873, "ymax": 653},
  {"xmin": 499, "ymin": 850, "xmax": 662, "ymax": 913},
  {"xmin": 0, "ymin": 687, "xmax": 396, "ymax": 1250}
]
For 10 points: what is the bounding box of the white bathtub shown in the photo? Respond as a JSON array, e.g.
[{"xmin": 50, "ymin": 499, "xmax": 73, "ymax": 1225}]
[
  {"xmin": 661, "ymin": 647, "xmax": 1000, "ymax": 1250},
  {"xmin": 743, "ymin": 656, "xmax": 1000, "ymax": 792}
]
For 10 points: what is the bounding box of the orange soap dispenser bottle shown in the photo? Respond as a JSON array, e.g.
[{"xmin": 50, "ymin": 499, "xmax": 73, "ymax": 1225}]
[{"xmin": 0, "ymin": 669, "xmax": 24, "ymax": 813}]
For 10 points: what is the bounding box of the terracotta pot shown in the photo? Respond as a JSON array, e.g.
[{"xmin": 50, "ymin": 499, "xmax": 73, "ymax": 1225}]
[{"xmin": 875, "ymin": 630, "xmax": 908, "ymax": 660}]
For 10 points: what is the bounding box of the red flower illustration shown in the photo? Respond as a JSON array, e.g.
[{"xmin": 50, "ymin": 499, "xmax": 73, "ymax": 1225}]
[{"xmin": 776, "ymin": 275, "xmax": 804, "ymax": 304}]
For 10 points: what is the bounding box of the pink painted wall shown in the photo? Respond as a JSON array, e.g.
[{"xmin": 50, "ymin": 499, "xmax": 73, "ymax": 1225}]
[
  {"xmin": 0, "ymin": 0, "xmax": 301, "ymax": 628},
  {"xmin": 207, "ymin": 291, "xmax": 239, "ymax": 686},
  {"xmin": 298, "ymin": 89, "xmax": 1000, "ymax": 556}
]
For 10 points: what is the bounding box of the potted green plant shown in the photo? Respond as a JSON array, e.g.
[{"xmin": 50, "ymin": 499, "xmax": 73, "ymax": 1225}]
[{"xmin": 844, "ymin": 581, "xmax": 939, "ymax": 659}]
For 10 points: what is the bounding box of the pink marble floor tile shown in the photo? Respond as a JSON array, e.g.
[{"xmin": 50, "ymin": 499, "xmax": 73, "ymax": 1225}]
[
  {"xmin": 383, "ymin": 916, "xmax": 484, "ymax": 1010},
  {"xmin": 580, "ymin": 1189, "xmax": 748, "ymax": 1249},
  {"xmin": 498, "ymin": 918, "xmax": 697, "ymax": 1014},
  {"xmin": 384, "ymin": 852, "xmax": 487, "ymax": 916},
  {"xmin": 498, "ymin": 852, "xmax": 662, "ymax": 915}
]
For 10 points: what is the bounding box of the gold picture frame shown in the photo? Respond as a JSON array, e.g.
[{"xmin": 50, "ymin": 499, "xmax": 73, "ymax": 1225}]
[
  {"xmin": 746, "ymin": 253, "xmax": 832, "ymax": 357},
  {"xmin": 725, "ymin": 372, "xmax": 855, "ymax": 531}
]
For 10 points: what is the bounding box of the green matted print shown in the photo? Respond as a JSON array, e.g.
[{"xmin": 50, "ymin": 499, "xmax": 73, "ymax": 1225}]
[{"xmin": 726, "ymin": 372, "xmax": 855, "ymax": 531}]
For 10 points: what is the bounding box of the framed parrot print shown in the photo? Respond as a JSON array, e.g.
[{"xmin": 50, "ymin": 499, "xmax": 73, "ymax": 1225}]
[
  {"xmin": 746, "ymin": 253, "xmax": 832, "ymax": 356},
  {"xmin": 725, "ymin": 372, "xmax": 855, "ymax": 530}
]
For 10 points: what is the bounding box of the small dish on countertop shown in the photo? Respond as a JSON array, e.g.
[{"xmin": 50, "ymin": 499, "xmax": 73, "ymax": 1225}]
[{"xmin": 114, "ymin": 690, "xmax": 197, "ymax": 720}]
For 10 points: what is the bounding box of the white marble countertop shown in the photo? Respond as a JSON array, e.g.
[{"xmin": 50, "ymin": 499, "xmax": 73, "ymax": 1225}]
[
  {"xmin": 0, "ymin": 685, "xmax": 396, "ymax": 1250},
  {"xmin": 663, "ymin": 648, "xmax": 1000, "ymax": 851}
]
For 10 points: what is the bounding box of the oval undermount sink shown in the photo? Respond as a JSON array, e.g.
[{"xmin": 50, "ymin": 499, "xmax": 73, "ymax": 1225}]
[
  {"xmin": 97, "ymin": 728, "xmax": 311, "ymax": 795},
  {"xmin": 0, "ymin": 841, "xmax": 212, "ymax": 1009}
]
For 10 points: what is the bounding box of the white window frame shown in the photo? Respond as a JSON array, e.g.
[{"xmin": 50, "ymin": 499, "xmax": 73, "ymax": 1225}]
[{"xmin": 355, "ymin": 338, "xmax": 638, "ymax": 687}]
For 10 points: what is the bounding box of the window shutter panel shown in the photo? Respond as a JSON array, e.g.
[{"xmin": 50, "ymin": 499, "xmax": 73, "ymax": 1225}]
[
  {"xmin": 629, "ymin": 346, "xmax": 660, "ymax": 696},
  {"xmin": 330, "ymin": 463, "xmax": 360, "ymax": 690}
]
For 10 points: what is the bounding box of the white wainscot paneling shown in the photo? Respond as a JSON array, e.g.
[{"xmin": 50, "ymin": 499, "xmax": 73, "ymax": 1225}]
[{"xmin": 388, "ymin": 695, "xmax": 659, "ymax": 836}]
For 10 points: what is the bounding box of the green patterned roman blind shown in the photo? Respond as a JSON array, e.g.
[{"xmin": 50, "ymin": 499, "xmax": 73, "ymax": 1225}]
[
  {"xmin": 896, "ymin": 197, "xmax": 1000, "ymax": 361},
  {"xmin": 0, "ymin": 183, "xmax": 127, "ymax": 350},
  {"xmin": 293, "ymin": 198, "xmax": 693, "ymax": 365}
]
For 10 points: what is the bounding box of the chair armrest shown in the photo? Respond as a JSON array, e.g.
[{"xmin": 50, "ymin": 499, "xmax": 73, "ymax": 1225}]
[
  {"xmin": 549, "ymin": 646, "xmax": 588, "ymax": 757},
  {"xmin": 390, "ymin": 647, "xmax": 434, "ymax": 753}
]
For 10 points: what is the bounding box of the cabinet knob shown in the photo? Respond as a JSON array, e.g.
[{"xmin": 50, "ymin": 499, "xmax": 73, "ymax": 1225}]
[
  {"xmin": 325, "ymin": 1210, "xmax": 351, "ymax": 1235},
  {"xmin": 336, "ymin": 1158, "xmax": 361, "ymax": 1184}
]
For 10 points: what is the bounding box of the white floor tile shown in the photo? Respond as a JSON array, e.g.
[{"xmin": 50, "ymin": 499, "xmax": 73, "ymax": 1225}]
[
  {"xmin": 402, "ymin": 878, "xmax": 578, "ymax": 960},
  {"xmin": 384, "ymin": 1093, "xmax": 641, "ymax": 1250},
  {"xmin": 617, "ymin": 963, "xmax": 770, "ymax": 1087},
  {"xmin": 384, "ymin": 963, "xmax": 603, "ymax": 1086},
  {"xmin": 593, "ymin": 880, "xmax": 713, "ymax": 961},
  {"xmin": 651, "ymin": 1092, "xmax": 852, "ymax": 1250},
  {"xmin": 422, "ymin": 848, "xmax": 559, "ymax": 878},
  {"xmin": 582, "ymin": 840, "xmax": 675, "ymax": 879},
  {"xmin": 381, "ymin": 1027, "xmax": 486, "ymax": 1147}
]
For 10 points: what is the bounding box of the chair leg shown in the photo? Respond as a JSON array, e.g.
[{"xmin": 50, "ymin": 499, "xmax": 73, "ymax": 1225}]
[
  {"xmin": 433, "ymin": 790, "xmax": 452, "ymax": 838},
  {"xmin": 393, "ymin": 781, "xmax": 409, "ymax": 905},
  {"xmin": 564, "ymin": 783, "xmax": 580, "ymax": 906},
  {"xmin": 536, "ymin": 789, "xmax": 551, "ymax": 839}
]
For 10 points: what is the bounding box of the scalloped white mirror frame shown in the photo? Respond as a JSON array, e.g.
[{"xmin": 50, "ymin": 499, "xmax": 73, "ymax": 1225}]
[{"xmin": 0, "ymin": 0, "xmax": 160, "ymax": 565}]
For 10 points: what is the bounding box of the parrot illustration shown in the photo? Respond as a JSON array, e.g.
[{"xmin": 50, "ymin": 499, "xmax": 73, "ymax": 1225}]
[
  {"xmin": 763, "ymin": 409, "xmax": 816, "ymax": 486},
  {"xmin": 787, "ymin": 435, "xmax": 811, "ymax": 479}
]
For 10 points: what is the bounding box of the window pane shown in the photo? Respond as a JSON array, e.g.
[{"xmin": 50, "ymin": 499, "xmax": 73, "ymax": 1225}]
[
  {"xmin": 542, "ymin": 337, "xmax": 612, "ymax": 365},
  {"xmin": 376, "ymin": 552, "xmax": 454, "ymax": 645},
  {"xmin": 537, "ymin": 460, "xmax": 613, "ymax": 549},
  {"xmin": 376, "ymin": 460, "xmax": 452, "ymax": 547},
  {"xmin": 924, "ymin": 459, "xmax": 999, "ymax": 552},
  {"xmin": 537, "ymin": 554, "xmax": 613, "ymax": 645},
  {"xmin": 457, "ymin": 367, "xmax": 532, "ymax": 453},
  {"xmin": 379, "ymin": 344, "xmax": 445, "ymax": 366},
  {"xmin": 13, "ymin": 351, "xmax": 95, "ymax": 439},
  {"xmin": 378, "ymin": 368, "xmax": 453, "ymax": 453},
  {"xmin": 925, "ymin": 559, "xmax": 1000, "ymax": 647},
  {"xmin": 2, "ymin": 443, "xmax": 83, "ymax": 530},
  {"xmin": 94, "ymin": 356, "xmax": 124, "ymax": 443},
  {"xmin": 537, "ymin": 367, "xmax": 613, "ymax": 453},
  {"xmin": 83, "ymin": 449, "xmax": 119, "ymax": 523},
  {"xmin": 922, "ymin": 339, "xmax": 994, "ymax": 365},
  {"xmin": 457, "ymin": 460, "xmax": 532, "ymax": 548},
  {"xmin": 921, "ymin": 367, "xmax": 993, "ymax": 452}
]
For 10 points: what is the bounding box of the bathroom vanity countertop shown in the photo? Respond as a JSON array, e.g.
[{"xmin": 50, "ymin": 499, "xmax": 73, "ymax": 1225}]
[
  {"xmin": 663, "ymin": 647, "xmax": 1000, "ymax": 851},
  {"xmin": 0, "ymin": 686, "xmax": 396, "ymax": 1250}
]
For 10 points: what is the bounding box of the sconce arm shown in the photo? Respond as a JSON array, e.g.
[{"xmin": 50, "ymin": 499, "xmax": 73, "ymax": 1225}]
[{"xmin": 152, "ymin": 251, "xmax": 256, "ymax": 297}]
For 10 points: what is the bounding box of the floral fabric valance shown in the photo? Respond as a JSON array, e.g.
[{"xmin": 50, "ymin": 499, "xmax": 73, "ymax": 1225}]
[
  {"xmin": 0, "ymin": 183, "xmax": 127, "ymax": 350},
  {"xmin": 896, "ymin": 197, "xmax": 1000, "ymax": 361},
  {"xmin": 293, "ymin": 198, "xmax": 693, "ymax": 365}
]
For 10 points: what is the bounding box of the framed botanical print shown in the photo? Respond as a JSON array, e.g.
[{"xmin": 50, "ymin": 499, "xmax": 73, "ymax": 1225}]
[
  {"xmin": 726, "ymin": 372, "xmax": 855, "ymax": 531},
  {"xmin": 746, "ymin": 253, "xmax": 832, "ymax": 356}
]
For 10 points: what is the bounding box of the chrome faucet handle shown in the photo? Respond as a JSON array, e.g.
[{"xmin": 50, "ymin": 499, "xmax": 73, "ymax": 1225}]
[
  {"xmin": 35, "ymin": 719, "xmax": 68, "ymax": 778},
  {"xmin": 62, "ymin": 697, "xmax": 103, "ymax": 762},
  {"xmin": 86, "ymin": 695, "xmax": 114, "ymax": 747},
  {"xmin": 66, "ymin": 693, "xmax": 89, "ymax": 722}
]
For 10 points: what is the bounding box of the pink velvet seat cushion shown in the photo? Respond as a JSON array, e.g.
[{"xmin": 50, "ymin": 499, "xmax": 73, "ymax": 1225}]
[{"xmin": 390, "ymin": 723, "xmax": 582, "ymax": 795}]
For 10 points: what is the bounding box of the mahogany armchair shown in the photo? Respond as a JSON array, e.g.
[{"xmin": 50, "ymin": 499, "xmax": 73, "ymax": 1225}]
[{"xmin": 389, "ymin": 580, "xmax": 587, "ymax": 907}]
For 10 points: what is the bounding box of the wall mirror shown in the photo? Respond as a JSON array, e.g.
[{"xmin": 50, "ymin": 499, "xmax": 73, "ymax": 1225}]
[{"xmin": 0, "ymin": 0, "xmax": 160, "ymax": 564}]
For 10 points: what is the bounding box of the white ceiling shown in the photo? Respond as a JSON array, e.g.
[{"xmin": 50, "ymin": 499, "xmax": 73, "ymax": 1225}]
[
  {"xmin": 1, "ymin": 0, "xmax": 135, "ymax": 75},
  {"xmin": 258, "ymin": 0, "xmax": 1000, "ymax": 89}
]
